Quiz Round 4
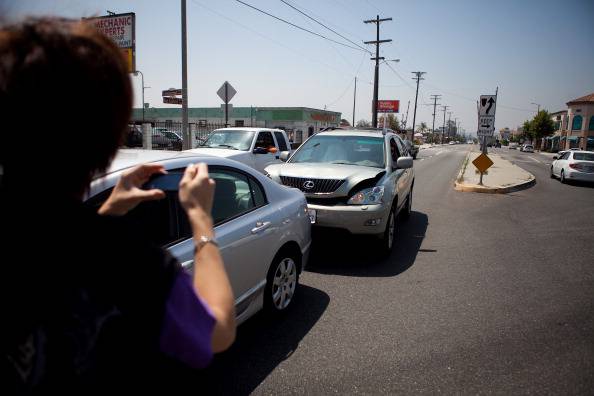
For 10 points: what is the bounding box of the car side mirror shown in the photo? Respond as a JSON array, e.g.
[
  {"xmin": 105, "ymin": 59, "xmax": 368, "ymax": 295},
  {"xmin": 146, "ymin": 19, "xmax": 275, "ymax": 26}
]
[
  {"xmin": 253, "ymin": 147, "xmax": 268, "ymax": 154},
  {"xmin": 279, "ymin": 151, "xmax": 290, "ymax": 162},
  {"xmin": 396, "ymin": 157, "xmax": 413, "ymax": 169},
  {"xmin": 553, "ymin": 155, "xmax": 558, "ymax": 160}
]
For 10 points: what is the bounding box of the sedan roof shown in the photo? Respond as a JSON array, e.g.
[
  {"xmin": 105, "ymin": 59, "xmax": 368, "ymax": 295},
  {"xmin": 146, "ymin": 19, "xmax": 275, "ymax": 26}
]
[{"xmin": 104, "ymin": 149, "xmax": 213, "ymax": 176}]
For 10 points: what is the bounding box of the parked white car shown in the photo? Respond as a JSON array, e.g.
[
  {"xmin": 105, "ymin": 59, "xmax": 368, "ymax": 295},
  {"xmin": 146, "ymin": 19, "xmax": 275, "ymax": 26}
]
[
  {"xmin": 550, "ymin": 150, "xmax": 594, "ymax": 183},
  {"xmin": 86, "ymin": 149, "xmax": 312, "ymax": 324},
  {"xmin": 187, "ymin": 128, "xmax": 293, "ymax": 174},
  {"xmin": 522, "ymin": 144, "xmax": 534, "ymax": 153}
]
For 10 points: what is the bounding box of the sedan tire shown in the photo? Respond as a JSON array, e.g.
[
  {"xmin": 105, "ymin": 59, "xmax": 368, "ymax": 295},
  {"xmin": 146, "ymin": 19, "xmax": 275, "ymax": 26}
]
[
  {"xmin": 550, "ymin": 166, "xmax": 555, "ymax": 179},
  {"xmin": 560, "ymin": 170, "xmax": 566, "ymax": 184},
  {"xmin": 264, "ymin": 250, "xmax": 300, "ymax": 313}
]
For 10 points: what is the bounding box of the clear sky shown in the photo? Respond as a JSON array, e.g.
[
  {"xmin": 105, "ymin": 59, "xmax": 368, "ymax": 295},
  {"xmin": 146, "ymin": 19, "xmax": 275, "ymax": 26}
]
[{"xmin": 4, "ymin": 0, "xmax": 594, "ymax": 134}]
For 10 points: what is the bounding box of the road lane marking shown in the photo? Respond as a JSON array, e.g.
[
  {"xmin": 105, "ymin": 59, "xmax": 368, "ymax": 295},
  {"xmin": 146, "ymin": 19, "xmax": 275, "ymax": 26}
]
[{"xmin": 527, "ymin": 156, "xmax": 542, "ymax": 164}]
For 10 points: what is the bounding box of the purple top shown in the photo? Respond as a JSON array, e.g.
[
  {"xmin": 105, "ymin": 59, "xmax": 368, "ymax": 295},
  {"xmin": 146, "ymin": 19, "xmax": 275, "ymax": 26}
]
[{"xmin": 159, "ymin": 272, "xmax": 216, "ymax": 368}]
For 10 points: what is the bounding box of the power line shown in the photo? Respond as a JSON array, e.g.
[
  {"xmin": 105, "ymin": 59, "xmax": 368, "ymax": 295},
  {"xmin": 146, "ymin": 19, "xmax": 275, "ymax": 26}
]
[
  {"xmin": 280, "ymin": 0, "xmax": 372, "ymax": 54},
  {"xmin": 234, "ymin": 0, "xmax": 368, "ymax": 53},
  {"xmin": 384, "ymin": 61, "xmax": 415, "ymax": 90}
]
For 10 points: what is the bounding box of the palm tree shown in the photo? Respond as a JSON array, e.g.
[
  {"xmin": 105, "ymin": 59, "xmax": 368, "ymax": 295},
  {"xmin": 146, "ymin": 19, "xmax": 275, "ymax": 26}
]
[{"xmin": 416, "ymin": 122, "xmax": 428, "ymax": 133}]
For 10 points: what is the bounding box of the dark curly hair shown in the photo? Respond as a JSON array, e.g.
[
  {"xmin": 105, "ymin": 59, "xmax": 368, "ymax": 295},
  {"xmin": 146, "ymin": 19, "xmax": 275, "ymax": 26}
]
[{"xmin": 0, "ymin": 17, "xmax": 132, "ymax": 199}]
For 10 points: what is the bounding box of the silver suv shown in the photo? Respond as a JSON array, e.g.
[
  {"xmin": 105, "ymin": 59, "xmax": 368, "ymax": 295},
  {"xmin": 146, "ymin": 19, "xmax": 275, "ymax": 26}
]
[{"xmin": 265, "ymin": 129, "xmax": 414, "ymax": 255}]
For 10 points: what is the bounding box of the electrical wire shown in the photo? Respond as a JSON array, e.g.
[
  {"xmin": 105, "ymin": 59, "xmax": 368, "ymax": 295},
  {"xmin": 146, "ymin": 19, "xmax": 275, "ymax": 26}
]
[
  {"xmin": 234, "ymin": 0, "xmax": 368, "ymax": 53},
  {"xmin": 280, "ymin": 0, "xmax": 371, "ymax": 54}
]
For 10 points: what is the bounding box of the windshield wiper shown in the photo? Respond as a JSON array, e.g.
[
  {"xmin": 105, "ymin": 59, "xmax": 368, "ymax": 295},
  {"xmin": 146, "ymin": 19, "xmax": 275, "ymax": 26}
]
[
  {"xmin": 330, "ymin": 161, "xmax": 355, "ymax": 165},
  {"xmin": 213, "ymin": 144, "xmax": 238, "ymax": 150}
]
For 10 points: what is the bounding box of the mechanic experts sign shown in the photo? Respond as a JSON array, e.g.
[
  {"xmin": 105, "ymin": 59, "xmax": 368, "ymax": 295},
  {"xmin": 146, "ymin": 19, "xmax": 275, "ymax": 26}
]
[{"xmin": 88, "ymin": 13, "xmax": 136, "ymax": 73}]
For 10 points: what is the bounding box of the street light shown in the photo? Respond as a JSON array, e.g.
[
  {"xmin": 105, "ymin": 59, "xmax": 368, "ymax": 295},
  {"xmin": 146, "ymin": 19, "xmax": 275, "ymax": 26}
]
[
  {"xmin": 530, "ymin": 102, "xmax": 541, "ymax": 114},
  {"xmin": 133, "ymin": 70, "xmax": 150, "ymax": 122}
]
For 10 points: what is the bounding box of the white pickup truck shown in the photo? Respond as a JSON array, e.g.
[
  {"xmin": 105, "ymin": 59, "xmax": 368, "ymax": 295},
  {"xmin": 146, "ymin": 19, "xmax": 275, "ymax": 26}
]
[{"xmin": 186, "ymin": 128, "xmax": 293, "ymax": 173}]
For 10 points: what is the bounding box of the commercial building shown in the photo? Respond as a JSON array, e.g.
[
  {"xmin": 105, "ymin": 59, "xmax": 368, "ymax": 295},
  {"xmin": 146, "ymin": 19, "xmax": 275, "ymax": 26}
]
[
  {"xmin": 131, "ymin": 106, "xmax": 341, "ymax": 145},
  {"xmin": 562, "ymin": 93, "xmax": 594, "ymax": 150}
]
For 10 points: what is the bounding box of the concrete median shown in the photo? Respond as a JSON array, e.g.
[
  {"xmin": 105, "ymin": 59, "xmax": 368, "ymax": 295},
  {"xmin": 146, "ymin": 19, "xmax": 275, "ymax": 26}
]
[{"xmin": 455, "ymin": 151, "xmax": 535, "ymax": 194}]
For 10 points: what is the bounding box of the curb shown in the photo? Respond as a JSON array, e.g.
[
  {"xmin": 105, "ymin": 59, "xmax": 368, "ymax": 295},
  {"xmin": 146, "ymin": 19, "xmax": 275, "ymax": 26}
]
[{"xmin": 454, "ymin": 152, "xmax": 536, "ymax": 194}]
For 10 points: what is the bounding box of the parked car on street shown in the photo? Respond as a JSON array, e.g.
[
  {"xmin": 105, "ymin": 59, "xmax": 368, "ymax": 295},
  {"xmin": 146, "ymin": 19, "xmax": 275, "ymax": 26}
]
[
  {"xmin": 86, "ymin": 150, "xmax": 312, "ymax": 323},
  {"xmin": 550, "ymin": 150, "xmax": 594, "ymax": 183},
  {"xmin": 509, "ymin": 142, "xmax": 518, "ymax": 149},
  {"xmin": 265, "ymin": 129, "xmax": 414, "ymax": 255},
  {"xmin": 187, "ymin": 128, "xmax": 293, "ymax": 173},
  {"xmin": 522, "ymin": 144, "xmax": 534, "ymax": 153}
]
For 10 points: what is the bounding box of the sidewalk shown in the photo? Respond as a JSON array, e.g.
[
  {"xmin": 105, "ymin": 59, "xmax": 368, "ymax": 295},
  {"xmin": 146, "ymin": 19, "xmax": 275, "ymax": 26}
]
[{"xmin": 455, "ymin": 150, "xmax": 535, "ymax": 193}]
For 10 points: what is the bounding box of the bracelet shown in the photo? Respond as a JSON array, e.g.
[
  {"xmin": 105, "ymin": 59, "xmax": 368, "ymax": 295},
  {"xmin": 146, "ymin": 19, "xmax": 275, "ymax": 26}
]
[{"xmin": 194, "ymin": 235, "xmax": 219, "ymax": 254}]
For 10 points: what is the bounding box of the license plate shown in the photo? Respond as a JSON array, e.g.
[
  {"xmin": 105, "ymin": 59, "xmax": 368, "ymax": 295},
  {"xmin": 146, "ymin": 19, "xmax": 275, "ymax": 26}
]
[{"xmin": 307, "ymin": 209, "xmax": 317, "ymax": 224}]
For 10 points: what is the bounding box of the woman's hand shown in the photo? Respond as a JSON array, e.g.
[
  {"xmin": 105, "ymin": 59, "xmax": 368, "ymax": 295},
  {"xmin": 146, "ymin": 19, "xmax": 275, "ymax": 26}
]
[
  {"xmin": 98, "ymin": 164, "xmax": 167, "ymax": 216},
  {"xmin": 178, "ymin": 163, "xmax": 215, "ymax": 216}
]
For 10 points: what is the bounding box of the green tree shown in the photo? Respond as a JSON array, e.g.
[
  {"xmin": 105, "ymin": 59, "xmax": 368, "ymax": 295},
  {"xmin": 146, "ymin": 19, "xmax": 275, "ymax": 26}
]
[
  {"xmin": 416, "ymin": 122, "xmax": 428, "ymax": 133},
  {"xmin": 386, "ymin": 114, "xmax": 401, "ymax": 131},
  {"xmin": 528, "ymin": 110, "xmax": 555, "ymax": 146},
  {"xmin": 356, "ymin": 119, "xmax": 370, "ymax": 127},
  {"xmin": 522, "ymin": 120, "xmax": 531, "ymax": 140}
]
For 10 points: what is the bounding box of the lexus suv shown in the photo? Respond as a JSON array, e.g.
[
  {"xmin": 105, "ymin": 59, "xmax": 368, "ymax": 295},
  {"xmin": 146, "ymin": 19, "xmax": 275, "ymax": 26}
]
[{"xmin": 265, "ymin": 129, "xmax": 414, "ymax": 255}]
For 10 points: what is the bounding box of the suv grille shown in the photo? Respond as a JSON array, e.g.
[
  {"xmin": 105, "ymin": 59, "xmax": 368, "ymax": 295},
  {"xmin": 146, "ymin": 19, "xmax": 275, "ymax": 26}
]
[{"xmin": 280, "ymin": 176, "xmax": 345, "ymax": 194}]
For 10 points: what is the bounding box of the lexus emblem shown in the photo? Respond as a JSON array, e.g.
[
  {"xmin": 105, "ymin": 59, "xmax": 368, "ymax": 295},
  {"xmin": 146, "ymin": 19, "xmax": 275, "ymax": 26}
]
[{"xmin": 303, "ymin": 180, "xmax": 315, "ymax": 190}]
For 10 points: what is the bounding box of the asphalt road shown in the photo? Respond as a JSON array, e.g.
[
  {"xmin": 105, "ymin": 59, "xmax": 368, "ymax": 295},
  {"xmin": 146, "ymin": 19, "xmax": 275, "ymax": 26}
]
[{"xmin": 200, "ymin": 144, "xmax": 594, "ymax": 395}]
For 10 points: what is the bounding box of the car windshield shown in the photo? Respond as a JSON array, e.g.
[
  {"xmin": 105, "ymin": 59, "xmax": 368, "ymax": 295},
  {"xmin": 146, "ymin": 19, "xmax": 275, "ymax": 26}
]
[
  {"xmin": 162, "ymin": 131, "xmax": 180, "ymax": 140},
  {"xmin": 289, "ymin": 135, "xmax": 385, "ymax": 168},
  {"xmin": 202, "ymin": 130, "xmax": 255, "ymax": 150},
  {"xmin": 573, "ymin": 153, "xmax": 594, "ymax": 161}
]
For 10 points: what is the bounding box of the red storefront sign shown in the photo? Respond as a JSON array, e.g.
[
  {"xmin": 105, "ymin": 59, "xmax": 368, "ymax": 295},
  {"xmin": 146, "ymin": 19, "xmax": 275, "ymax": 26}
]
[{"xmin": 377, "ymin": 100, "xmax": 400, "ymax": 113}]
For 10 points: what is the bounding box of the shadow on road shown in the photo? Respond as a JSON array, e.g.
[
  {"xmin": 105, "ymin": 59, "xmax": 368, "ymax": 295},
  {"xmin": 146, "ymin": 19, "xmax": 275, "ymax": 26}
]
[
  {"xmin": 306, "ymin": 211, "xmax": 429, "ymax": 277},
  {"xmin": 191, "ymin": 284, "xmax": 329, "ymax": 394}
]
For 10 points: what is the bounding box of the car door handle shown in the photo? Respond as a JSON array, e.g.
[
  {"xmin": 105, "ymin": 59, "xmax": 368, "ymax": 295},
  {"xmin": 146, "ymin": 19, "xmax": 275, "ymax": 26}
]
[
  {"xmin": 251, "ymin": 221, "xmax": 271, "ymax": 234},
  {"xmin": 181, "ymin": 260, "xmax": 194, "ymax": 270}
]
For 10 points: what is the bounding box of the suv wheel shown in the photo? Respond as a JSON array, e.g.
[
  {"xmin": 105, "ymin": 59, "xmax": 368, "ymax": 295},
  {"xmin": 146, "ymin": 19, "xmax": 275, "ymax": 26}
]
[
  {"xmin": 265, "ymin": 251, "xmax": 299, "ymax": 313},
  {"xmin": 379, "ymin": 204, "xmax": 396, "ymax": 257}
]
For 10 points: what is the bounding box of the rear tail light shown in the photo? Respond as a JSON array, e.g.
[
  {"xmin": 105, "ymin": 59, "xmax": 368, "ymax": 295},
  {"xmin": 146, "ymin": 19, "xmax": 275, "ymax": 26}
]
[{"xmin": 569, "ymin": 163, "xmax": 584, "ymax": 170}]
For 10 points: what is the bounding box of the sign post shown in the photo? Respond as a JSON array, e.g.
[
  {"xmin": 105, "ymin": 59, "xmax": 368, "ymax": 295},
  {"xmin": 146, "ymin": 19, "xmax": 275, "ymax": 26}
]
[
  {"xmin": 217, "ymin": 81, "xmax": 237, "ymax": 127},
  {"xmin": 476, "ymin": 90, "xmax": 498, "ymax": 184},
  {"xmin": 162, "ymin": 88, "xmax": 182, "ymax": 105}
]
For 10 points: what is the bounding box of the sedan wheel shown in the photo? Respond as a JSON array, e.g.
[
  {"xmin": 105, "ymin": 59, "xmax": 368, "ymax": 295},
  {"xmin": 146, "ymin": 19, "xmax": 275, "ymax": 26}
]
[
  {"xmin": 560, "ymin": 170, "xmax": 566, "ymax": 184},
  {"xmin": 550, "ymin": 166, "xmax": 555, "ymax": 179},
  {"xmin": 265, "ymin": 253, "xmax": 299, "ymax": 312}
]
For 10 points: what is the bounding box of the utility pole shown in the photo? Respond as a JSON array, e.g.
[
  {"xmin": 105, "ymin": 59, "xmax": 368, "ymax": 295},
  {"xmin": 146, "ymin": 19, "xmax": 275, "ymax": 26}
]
[
  {"xmin": 430, "ymin": 94, "xmax": 441, "ymax": 144},
  {"xmin": 403, "ymin": 100, "xmax": 410, "ymax": 131},
  {"xmin": 352, "ymin": 77, "xmax": 357, "ymax": 127},
  {"xmin": 181, "ymin": 0, "xmax": 189, "ymax": 149},
  {"xmin": 410, "ymin": 71, "xmax": 426, "ymax": 141},
  {"xmin": 447, "ymin": 111, "xmax": 452, "ymax": 138},
  {"xmin": 364, "ymin": 15, "xmax": 392, "ymax": 128},
  {"xmin": 441, "ymin": 105, "xmax": 450, "ymax": 144}
]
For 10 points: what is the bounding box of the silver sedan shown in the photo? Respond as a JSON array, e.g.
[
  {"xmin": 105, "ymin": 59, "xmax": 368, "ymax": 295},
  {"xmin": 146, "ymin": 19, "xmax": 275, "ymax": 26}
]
[{"xmin": 86, "ymin": 149, "xmax": 312, "ymax": 324}]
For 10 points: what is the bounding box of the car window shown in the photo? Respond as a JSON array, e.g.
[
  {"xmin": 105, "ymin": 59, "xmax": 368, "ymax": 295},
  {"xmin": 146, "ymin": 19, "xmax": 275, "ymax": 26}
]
[
  {"xmin": 85, "ymin": 179, "xmax": 183, "ymax": 247},
  {"xmin": 202, "ymin": 130, "xmax": 255, "ymax": 151},
  {"xmin": 274, "ymin": 131, "xmax": 288, "ymax": 151},
  {"xmin": 390, "ymin": 138, "xmax": 401, "ymax": 163},
  {"xmin": 395, "ymin": 137, "xmax": 406, "ymax": 158},
  {"xmin": 255, "ymin": 131, "xmax": 275, "ymax": 150},
  {"xmin": 573, "ymin": 152, "xmax": 594, "ymax": 161},
  {"xmin": 561, "ymin": 152, "xmax": 570, "ymax": 160},
  {"xmin": 290, "ymin": 135, "xmax": 385, "ymax": 168}
]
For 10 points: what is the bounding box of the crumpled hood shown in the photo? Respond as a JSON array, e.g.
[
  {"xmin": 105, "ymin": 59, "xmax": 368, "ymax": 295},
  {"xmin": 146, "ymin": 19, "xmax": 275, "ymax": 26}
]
[{"xmin": 265, "ymin": 162, "xmax": 386, "ymax": 197}]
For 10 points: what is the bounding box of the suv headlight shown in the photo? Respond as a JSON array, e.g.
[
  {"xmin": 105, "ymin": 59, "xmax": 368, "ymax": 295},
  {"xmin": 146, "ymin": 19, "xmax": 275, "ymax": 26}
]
[{"xmin": 347, "ymin": 186, "xmax": 384, "ymax": 205}]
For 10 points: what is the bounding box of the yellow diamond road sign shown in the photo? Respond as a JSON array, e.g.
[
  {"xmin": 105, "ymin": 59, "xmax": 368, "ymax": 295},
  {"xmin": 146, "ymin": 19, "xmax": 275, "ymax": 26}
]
[{"xmin": 472, "ymin": 153, "xmax": 494, "ymax": 173}]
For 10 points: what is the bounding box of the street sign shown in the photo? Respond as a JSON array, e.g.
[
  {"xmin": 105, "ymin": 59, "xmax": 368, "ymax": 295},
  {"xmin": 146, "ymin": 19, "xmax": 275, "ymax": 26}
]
[
  {"xmin": 88, "ymin": 13, "xmax": 136, "ymax": 73},
  {"xmin": 377, "ymin": 100, "xmax": 400, "ymax": 113},
  {"xmin": 217, "ymin": 81, "xmax": 236, "ymax": 103},
  {"xmin": 479, "ymin": 95, "xmax": 497, "ymax": 116},
  {"xmin": 220, "ymin": 104, "xmax": 233, "ymax": 112},
  {"xmin": 163, "ymin": 96, "xmax": 182, "ymax": 105},
  {"xmin": 162, "ymin": 88, "xmax": 182, "ymax": 97},
  {"xmin": 478, "ymin": 116, "xmax": 495, "ymax": 136},
  {"xmin": 472, "ymin": 153, "xmax": 494, "ymax": 173}
]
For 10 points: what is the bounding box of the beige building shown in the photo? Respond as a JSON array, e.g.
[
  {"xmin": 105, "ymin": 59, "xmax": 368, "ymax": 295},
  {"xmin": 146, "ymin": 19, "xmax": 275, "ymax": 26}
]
[{"xmin": 561, "ymin": 93, "xmax": 594, "ymax": 150}]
